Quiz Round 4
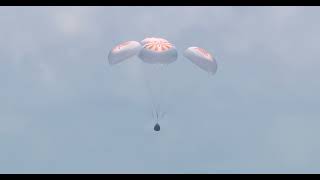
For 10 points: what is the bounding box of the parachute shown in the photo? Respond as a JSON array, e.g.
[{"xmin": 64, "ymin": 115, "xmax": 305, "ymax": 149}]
[
  {"xmin": 108, "ymin": 41, "xmax": 142, "ymax": 65},
  {"xmin": 108, "ymin": 38, "xmax": 218, "ymax": 132},
  {"xmin": 138, "ymin": 39, "xmax": 177, "ymax": 64},
  {"xmin": 183, "ymin": 47, "xmax": 217, "ymax": 74}
]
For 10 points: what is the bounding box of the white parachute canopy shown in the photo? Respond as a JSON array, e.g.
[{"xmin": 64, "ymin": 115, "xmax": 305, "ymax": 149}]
[
  {"xmin": 138, "ymin": 38, "xmax": 178, "ymax": 64},
  {"xmin": 183, "ymin": 47, "xmax": 217, "ymax": 74},
  {"xmin": 108, "ymin": 41, "xmax": 142, "ymax": 65}
]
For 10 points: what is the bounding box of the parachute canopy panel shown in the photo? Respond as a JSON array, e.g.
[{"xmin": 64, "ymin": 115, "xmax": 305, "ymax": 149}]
[
  {"xmin": 108, "ymin": 41, "xmax": 142, "ymax": 65},
  {"xmin": 138, "ymin": 38, "xmax": 178, "ymax": 64},
  {"xmin": 141, "ymin": 37, "xmax": 169, "ymax": 45},
  {"xmin": 183, "ymin": 47, "xmax": 217, "ymax": 74}
]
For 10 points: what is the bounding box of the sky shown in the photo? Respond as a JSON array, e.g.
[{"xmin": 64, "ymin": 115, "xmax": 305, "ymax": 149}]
[{"xmin": 1, "ymin": 6, "xmax": 320, "ymax": 174}]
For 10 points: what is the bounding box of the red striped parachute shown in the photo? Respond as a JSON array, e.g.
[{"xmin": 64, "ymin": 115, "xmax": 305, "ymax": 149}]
[{"xmin": 139, "ymin": 39, "xmax": 177, "ymax": 64}]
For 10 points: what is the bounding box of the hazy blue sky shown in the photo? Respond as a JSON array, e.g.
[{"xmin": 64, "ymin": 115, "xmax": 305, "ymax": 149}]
[{"xmin": 1, "ymin": 6, "xmax": 320, "ymax": 173}]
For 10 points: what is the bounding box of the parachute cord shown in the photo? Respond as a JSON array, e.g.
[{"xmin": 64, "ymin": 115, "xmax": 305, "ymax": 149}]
[
  {"xmin": 155, "ymin": 64, "xmax": 164, "ymax": 122},
  {"xmin": 141, "ymin": 63, "xmax": 168, "ymax": 124},
  {"xmin": 142, "ymin": 64, "xmax": 159, "ymax": 123},
  {"xmin": 158, "ymin": 64, "xmax": 167, "ymax": 121},
  {"xmin": 145, "ymin": 77, "xmax": 157, "ymax": 122},
  {"xmin": 153, "ymin": 65, "xmax": 163, "ymax": 123}
]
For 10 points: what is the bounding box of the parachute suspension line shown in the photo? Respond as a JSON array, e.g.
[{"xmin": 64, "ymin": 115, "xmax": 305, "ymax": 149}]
[
  {"xmin": 154, "ymin": 64, "xmax": 167, "ymax": 122},
  {"xmin": 142, "ymin": 63, "xmax": 161, "ymax": 123},
  {"xmin": 143, "ymin": 64, "xmax": 168, "ymax": 123},
  {"xmin": 145, "ymin": 74, "xmax": 157, "ymax": 123},
  {"xmin": 155, "ymin": 64, "xmax": 166, "ymax": 122},
  {"xmin": 159, "ymin": 64, "xmax": 168, "ymax": 120}
]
